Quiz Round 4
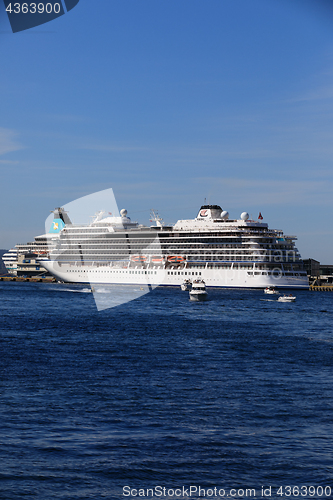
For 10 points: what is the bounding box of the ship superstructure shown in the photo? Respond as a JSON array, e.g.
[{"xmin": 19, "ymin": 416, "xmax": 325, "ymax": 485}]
[
  {"xmin": 2, "ymin": 249, "xmax": 18, "ymax": 275},
  {"xmin": 1, "ymin": 208, "xmax": 69, "ymax": 276},
  {"xmin": 40, "ymin": 205, "xmax": 309, "ymax": 289}
]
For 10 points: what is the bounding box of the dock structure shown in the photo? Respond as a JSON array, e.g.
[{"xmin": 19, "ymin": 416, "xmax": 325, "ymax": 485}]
[
  {"xmin": 0, "ymin": 276, "xmax": 56, "ymax": 283},
  {"xmin": 310, "ymin": 285, "xmax": 333, "ymax": 292},
  {"xmin": 304, "ymin": 259, "xmax": 333, "ymax": 290}
]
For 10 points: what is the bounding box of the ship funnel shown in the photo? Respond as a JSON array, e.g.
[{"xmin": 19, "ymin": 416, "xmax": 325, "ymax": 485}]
[
  {"xmin": 197, "ymin": 205, "xmax": 222, "ymax": 220},
  {"xmin": 51, "ymin": 207, "xmax": 72, "ymax": 225},
  {"xmin": 49, "ymin": 207, "xmax": 71, "ymax": 233}
]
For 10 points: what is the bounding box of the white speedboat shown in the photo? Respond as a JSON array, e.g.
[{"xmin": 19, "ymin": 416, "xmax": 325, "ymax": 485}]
[
  {"xmin": 278, "ymin": 294, "xmax": 296, "ymax": 302},
  {"xmin": 181, "ymin": 279, "xmax": 192, "ymax": 291},
  {"xmin": 189, "ymin": 280, "xmax": 208, "ymax": 301},
  {"xmin": 264, "ymin": 287, "xmax": 279, "ymax": 294}
]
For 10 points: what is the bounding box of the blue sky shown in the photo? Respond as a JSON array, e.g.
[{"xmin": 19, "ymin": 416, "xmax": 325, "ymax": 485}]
[{"xmin": 0, "ymin": 0, "xmax": 333, "ymax": 262}]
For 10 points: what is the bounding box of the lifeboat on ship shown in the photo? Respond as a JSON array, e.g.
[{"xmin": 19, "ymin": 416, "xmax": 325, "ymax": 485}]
[
  {"xmin": 131, "ymin": 255, "xmax": 147, "ymax": 263},
  {"xmin": 167, "ymin": 255, "xmax": 186, "ymax": 264},
  {"xmin": 151, "ymin": 256, "xmax": 164, "ymax": 263}
]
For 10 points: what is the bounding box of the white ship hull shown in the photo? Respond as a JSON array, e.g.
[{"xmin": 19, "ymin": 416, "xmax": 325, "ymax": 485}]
[
  {"xmin": 40, "ymin": 202, "xmax": 309, "ymax": 290},
  {"xmin": 41, "ymin": 260, "xmax": 309, "ymax": 289}
]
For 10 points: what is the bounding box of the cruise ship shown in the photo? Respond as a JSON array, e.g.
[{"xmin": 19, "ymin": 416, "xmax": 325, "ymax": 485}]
[
  {"xmin": 40, "ymin": 204, "xmax": 309, "ymax": 289},
  {"xmin": 2, "ymin": 249, "xmax": 18, "ymax": 275},
  {"xmin": 1, "ymin": 208, "xmax": 68, "ymax": 276}
]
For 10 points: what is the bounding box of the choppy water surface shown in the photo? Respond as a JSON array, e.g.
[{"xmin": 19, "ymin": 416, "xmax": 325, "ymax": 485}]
[{"xmin": 1, "ymin": 282, "xmax": 333, "ymax": 499}]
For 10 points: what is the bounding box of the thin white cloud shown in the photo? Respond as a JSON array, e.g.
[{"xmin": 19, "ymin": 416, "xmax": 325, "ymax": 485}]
[
  {"xmin": 79, "ymin": 142, "xmax": 148, "ymax": 152},
  {"xmin": 0, "ymin": 128, "xmax": 22, "ymax": 156},
  {"xmin": 287, "ymin": 85, "xmax": 333, "ymax": 103},
  {"xmin": 192, "ymin": 177, "xmax": 333, "ymax": 207},
  {"xmin": 0, "ymin": 159, "xmax": 19, "ymax": 164}
]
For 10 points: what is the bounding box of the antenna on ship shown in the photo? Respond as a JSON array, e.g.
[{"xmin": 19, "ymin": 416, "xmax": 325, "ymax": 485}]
[
  {"xmin": 90, "ymin": 210, "xmax": 106, "ymax": 224},
  {"xmin": 150, "ymin": 209, "xmax": 164, "ymax": 228}
]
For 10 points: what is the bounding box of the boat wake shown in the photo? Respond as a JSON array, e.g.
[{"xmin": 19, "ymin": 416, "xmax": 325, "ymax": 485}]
[{"xmin": 50, "ymin": 287, "xmax": 93, "ymax": 293}]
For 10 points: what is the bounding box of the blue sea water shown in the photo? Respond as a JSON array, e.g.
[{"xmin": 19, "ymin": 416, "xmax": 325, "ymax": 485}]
[{"xmin": 0, "ymin": 282, "xmax": 333, "ymax": 500}]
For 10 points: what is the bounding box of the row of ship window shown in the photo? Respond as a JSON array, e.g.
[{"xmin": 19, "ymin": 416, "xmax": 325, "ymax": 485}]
[
  {"xmin": 61, "ymin": 261, "xmax": 305, "ymax": 272},
  {"xmin": 65, "ymin": 269, "xmax": 201, "ymax": 276},
  {"xmin": 167, "ymin": 271, "xmax": 202, "ymax": 276},
  {"xmin": 59, "ymin": 241, "xmax": 286, "ymax": 250},
  {"xmin": 67, "ymin": 269, "xmax": 158, "ymax": 274},
  {"xmin": 55, "ymin": 251, "xmax": 299, "ymax": 261},
  {"xmin": 60, "ymin": 262, "xmax": 304, "ymax": 271},
  {"xmin": 57, "ymin": 254, "xmax": 300, "ymax": 269},
  {"xmin": 55, "ymin": 243, "xmax": 295, "ymax": 251},
  {"xmin": 58, "ymin": 235, "xmax": 286, "ymax": 243}
]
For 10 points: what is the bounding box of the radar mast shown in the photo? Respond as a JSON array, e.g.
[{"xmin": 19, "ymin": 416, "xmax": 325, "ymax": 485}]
[{"xmin": 150, "ymin": 209, "xmax": 164, "ymax": 228}]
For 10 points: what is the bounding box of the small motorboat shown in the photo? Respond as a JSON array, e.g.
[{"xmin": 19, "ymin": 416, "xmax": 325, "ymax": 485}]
[
  {"xmin": 264, "ymin": 287, "xmax": 279, "ymax": 294},
  {"xmin": 189, "ymin": 280, "xmax": 208, "ymax": 301},
  {"xmin": 277, "ymin": 294, "xmax": 296, "ymax": 302},
  {"xmin": 181, "ymin": 279, "xmax": 192, "ymax": 291}
]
